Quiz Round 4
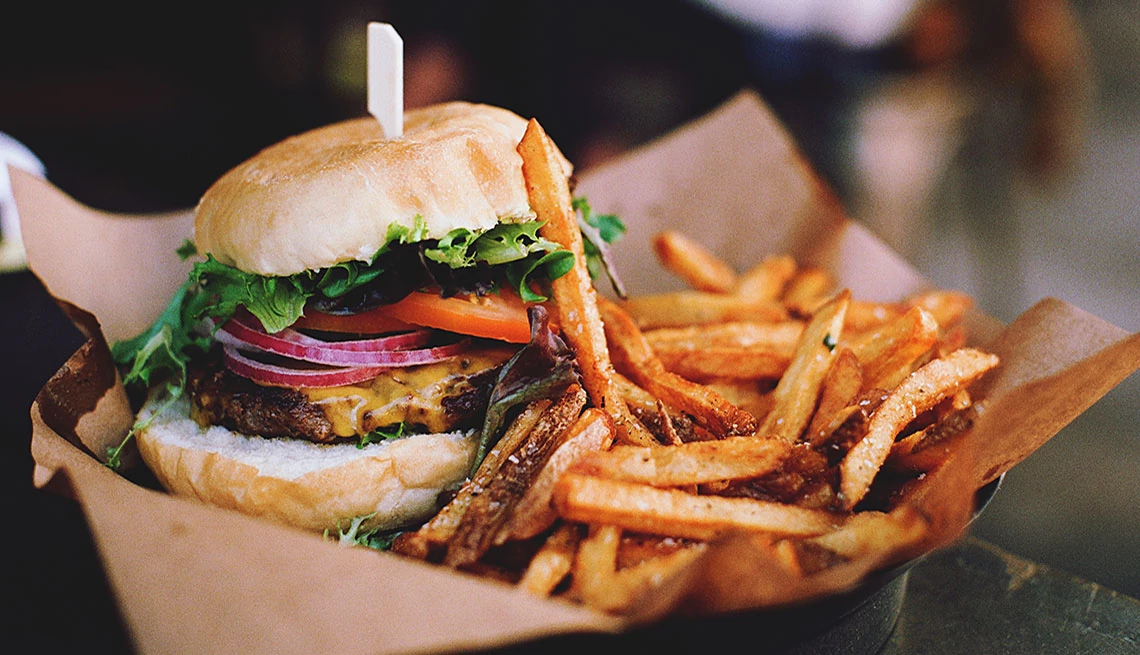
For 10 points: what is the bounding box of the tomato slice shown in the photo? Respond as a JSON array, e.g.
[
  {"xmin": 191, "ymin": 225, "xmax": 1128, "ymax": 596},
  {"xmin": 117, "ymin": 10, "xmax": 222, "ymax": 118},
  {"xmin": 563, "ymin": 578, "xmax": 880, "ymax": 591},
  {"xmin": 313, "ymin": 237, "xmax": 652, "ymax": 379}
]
[
  {"xmin": 387, "ymin": 290, "xmax": 535, "ymax": 344},
  {"xmin": 293, "ymin": 306, "xmax": 415, "ymax": 335},
  {"xmin": 296, "ymin": 290, "xmax": 537, "ymax": 343}
]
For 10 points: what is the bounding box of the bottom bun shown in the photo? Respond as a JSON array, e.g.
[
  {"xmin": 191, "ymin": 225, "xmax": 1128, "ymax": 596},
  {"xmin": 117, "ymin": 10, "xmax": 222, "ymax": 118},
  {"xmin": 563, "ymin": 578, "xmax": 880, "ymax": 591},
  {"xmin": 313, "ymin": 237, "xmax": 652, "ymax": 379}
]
[{"xmin": 135, "ymin": 395, "xmax": 476, "ymax": 533}]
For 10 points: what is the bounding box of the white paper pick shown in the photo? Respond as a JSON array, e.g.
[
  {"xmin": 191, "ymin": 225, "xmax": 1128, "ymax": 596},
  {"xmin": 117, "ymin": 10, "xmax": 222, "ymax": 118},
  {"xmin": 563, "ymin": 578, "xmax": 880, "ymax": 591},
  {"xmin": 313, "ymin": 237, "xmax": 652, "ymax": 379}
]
[{"xmin": 368, "ymin": 22, "xmax": 403, "ymax": 138}]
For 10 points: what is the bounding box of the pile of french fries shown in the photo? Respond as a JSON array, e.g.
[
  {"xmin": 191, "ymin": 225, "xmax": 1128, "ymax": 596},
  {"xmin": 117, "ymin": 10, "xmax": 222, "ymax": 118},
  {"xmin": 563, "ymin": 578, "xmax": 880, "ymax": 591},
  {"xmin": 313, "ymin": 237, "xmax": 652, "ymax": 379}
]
[{"xmin": 391, "ymin": 120, "xmax": 1000, "ymax": 615}]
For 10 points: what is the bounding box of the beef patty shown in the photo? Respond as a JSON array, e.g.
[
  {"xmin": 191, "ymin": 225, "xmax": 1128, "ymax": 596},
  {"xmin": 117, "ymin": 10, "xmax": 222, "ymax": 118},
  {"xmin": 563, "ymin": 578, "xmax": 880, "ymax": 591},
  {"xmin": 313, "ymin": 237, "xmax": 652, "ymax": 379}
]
[{"xmin": 188, "ymin": 345, "xmax": 514, "ymax": 444}]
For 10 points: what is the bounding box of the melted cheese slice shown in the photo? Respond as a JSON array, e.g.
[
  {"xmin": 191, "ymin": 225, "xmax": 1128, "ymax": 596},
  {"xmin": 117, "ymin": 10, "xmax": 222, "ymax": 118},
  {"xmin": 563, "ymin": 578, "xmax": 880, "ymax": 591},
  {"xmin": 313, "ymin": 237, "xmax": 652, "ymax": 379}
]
[{"xmin": 302, "ymin": 345, "xmax": 515, "ymax": 437}]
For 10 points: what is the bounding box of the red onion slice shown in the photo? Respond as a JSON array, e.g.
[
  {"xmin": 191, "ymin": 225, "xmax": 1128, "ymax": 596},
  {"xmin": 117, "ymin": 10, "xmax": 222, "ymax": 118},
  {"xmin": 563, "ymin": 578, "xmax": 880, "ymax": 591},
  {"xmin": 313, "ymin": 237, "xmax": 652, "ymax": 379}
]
[
  {"xmin": 221, "ymin": 346, "xmax": 390, "ymax": 388},
  {"xmin": 230, "ymin": 311, "xmax": 432, "ymax": 352},
  {"xmin": 217, "ymin": 318, "xmax": 466, "ymax": 367}
]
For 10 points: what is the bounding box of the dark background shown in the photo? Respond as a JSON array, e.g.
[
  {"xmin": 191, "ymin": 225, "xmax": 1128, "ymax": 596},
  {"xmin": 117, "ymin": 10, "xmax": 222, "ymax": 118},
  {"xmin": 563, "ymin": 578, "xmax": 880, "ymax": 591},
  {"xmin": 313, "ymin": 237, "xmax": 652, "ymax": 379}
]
[{"xmin": 3, "ymin": 1, "xmax": 1137, "ymax": 653}]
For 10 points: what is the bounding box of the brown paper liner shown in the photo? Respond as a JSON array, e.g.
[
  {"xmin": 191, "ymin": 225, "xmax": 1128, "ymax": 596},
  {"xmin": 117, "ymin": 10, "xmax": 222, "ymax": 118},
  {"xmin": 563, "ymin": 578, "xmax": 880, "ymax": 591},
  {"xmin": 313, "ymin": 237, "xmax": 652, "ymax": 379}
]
[{"xmin": 15, "ymin": 90, "xmax": 1140, "ymax": 653}]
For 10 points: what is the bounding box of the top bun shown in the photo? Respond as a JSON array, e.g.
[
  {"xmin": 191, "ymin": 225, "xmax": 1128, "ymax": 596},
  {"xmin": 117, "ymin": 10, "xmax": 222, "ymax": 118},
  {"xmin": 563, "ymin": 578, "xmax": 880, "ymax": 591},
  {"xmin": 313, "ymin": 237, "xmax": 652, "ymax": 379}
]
[{"xmin": 194, "ymin": 102, "xmax": 572, "ymax": 277}]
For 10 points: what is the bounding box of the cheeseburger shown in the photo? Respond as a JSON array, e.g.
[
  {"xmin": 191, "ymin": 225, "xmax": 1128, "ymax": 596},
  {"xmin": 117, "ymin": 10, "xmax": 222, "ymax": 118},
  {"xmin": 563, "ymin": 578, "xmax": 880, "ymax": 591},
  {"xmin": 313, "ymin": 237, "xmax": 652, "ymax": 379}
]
[{"xmin": 111, "ymin": 102, "xmax": 622, "ymax": 533}]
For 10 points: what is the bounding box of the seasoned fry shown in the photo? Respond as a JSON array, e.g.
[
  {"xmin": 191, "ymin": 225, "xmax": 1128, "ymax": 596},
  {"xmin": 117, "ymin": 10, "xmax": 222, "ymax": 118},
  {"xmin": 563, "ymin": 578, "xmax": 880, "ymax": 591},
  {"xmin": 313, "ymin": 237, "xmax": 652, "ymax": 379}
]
[
  {"xmin": 571, "ymin": 436, "xmax": 791, "ymax": 487},
  {"xmin": 839, "ymin": 348, "xmax": 1000, "ymax": 509},
  {"xmin": 906, "ymin": 289, "xmax": 973, "ymax": 330},
  {"xmin": 734, "ymin": 254, "xmax": 796, "ymax": 301},
  {"xmin": 888, "ymin": 406, "xmax": 977, "ymax": 473},
  {"xmin": 652, "ymin": 345, "xmax": 791, "ymax": 381},
  {"xmin": 802, "ymin": 347, "xmax": 864, "ymax": 447},
  {"xmin": 554, "ymin": 473, "xmax": 841, "ymax": 541},
  {"xmin": 623, "ymin": 291, "xmax": 789, "ymax": 329},
  {"xmin": 518, "ymin": 522, "xmax": 581, "ymax": 597},
  {"xmin": 782, "ymin": 266, "xmax": 835, "ymax": 316},
  {"xmin": 500, "ymin": 408, "xmax": 615, "ymax": 542},
  {"xmin": 849, "ymin": 306, "xmax": 940, "ymax": 392},
  {"xmin": 443, "ymin": 386, "xmax": 587, "ymax": 568},
  {"xmin": 645, "ymin": 321, "xmax": 803, "ymax": 381},
  {"xmin": 757, "ymin": 290, "xmax": 850, "ymax": 442},
  {"xmin": 644, "ymin": 321, "xmax": 805, "ymax": 350},
  {"xmin": 653, "ymin": 230, "xmax": 738, "ymax": 293},
  {"xmin": 569, "ymin": 524, "xmax": 623, "ymax": 608},
  {"xmin": 519, "ymin": 118, "xmax": 654, "ymax": 448},
  {"xmin": 805, "ymin": 506, "xmax": 929, "ymax": 561},
  {"xmin": 845, "ymin": 299, "xmax": 905, "ymax": 333},
  {"xmin": 393, "ymin": 399, "xmax": 553, "ymax": 558},
  {"xmin": 600, "ymin": 296, "xmax": 757, "ymax": 436}
]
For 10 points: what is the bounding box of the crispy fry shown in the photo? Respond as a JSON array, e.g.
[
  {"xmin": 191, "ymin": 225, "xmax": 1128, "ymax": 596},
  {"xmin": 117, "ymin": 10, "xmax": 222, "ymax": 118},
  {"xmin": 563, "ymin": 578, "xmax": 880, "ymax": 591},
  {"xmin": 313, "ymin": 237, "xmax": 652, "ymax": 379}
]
[
  {"xmin": 757, "ymin": 290, "xmax": 850, "ymax": 442},
  {"xmin": 600, "ymin": 296, "xmax": 757, "ymax": 436},
  {"xmin": 839, "ymin": 348, "xmax": 1000, "ymax": 509},
  {"xmin": 645, "ymin": 321, "xmax": 803, "ymax": 381},
  {"xmin": 845, "ymin": 299, "xmax": 905, "ymax": 333},
  {"xmin": 500, "ymin": 408, "xmax": 615, "ymax": 542},
  {"xmin": 443, "ymin": 386, "xmax": 587, "ymax": 568},
  {"xmin": 782, "ymin": 266, "xmax": 835, "ymax": 316},
  {"xmin": 623, "ymin": 291, "xmax": 788, "ymax": 329},
  {"xmin": 888, "ymin": 405, "xmax": 977, "ymax": 473},
  {"xmin": 652, "ymin": 230, "xmax": 738, "ymax": 293},
  {"xmin": 906, "ymin": 289, "xmax": 973, "ymax": 330},
  {"xmin": 645, "ymin": 321, "xmax": 805, "ymax": 350},
  {"xmin": 849, "ymin": 306, "xmax": 940, "ymax": 392},
  {"xmin": 704, "ymin": 379, "xmax": 775, "ymax": 423},
  {"xmin": 572, "ymin": 435, "xmax": 791, "ymax": 487},
  {"xmin": 652, "ymin": 345, "xmax": 791, "ymax": 381},
  {"xmin": 392, "ymin": 399, "xmax": 553, "ymax": 558},
  {"xmin": 570, "ymin": 524, "xmax": 624, "ymax": 610},
  {"xmin": 519, "ymin": 119, "xmax": 653, "ymax": 448},
  {"xmin": 805, "ymin": 506, "xmax": 929, "ymax": 561},
  {"xmin": 802, "ymin": 347, "xmax": 864, "ymax": 447},
  {"xmin": 518, "ymin": 522, "xmax": 581, "ymax": 597},
  {"xmin": 734, "ymin": 254, "xmax": 796, "ymax": 301},
  {"xmin": 554, "ymin": 473, "xmax": 841, "ymax": 541}
]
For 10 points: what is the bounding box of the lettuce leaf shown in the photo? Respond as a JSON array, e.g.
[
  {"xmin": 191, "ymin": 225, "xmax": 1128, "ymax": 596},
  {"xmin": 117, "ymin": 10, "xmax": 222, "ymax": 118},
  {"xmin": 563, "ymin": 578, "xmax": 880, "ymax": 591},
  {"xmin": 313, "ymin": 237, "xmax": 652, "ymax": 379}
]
[{"xmin": 473, "ymin": 305, "xmax": 580, "ymax": 475}]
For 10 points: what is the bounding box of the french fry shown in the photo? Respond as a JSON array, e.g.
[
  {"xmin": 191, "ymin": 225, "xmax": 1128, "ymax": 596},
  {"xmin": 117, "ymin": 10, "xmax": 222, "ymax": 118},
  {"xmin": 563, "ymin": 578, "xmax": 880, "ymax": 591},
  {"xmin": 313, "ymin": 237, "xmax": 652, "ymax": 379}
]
[
  {"xmin": 569, "ymin": 524, "xmax": 624, "ymax": 611},
  {"xmin": 734, "ymin": 254, "xmax": 796, "ymax": 301},
  {"xmin": 652, "ymin": 345, "xmax": 791, "ymax": 381},
  {"xmin": 906, "ymin": 289, "xmax": 973, "ymax": 331},
  {"xmin": 757, "ymin": 290, "xmax": 851, "ymax": 442},
  {"xmin": 392, "ymin": 399, "xmax": 553, "ymax": 558},
  {"xmin": 500, "ymin": 408, "xmax": 615, "ymax": 542},
  {"xmin": 644, "ymin": 321, "xmax": 805, "ymax": 350},
  {"xmin": 571, "ymin": 435, "xmax": 791, "ymax": 487},
  {"xmin": 652, "ymin": 230, "xmax": 738, "ymax": 293},
  {"xmin": 802, "ymin": 347, "xmax": 864, "ymax": 447},
  {"xmin": 839, "ymin": 348, "xmax": 1000, "ymax": 509},
  {"xmin": 845, "ymin": 299, "xmax": 905, "ymax": 333},
  {"xmin": 518, "ymin": 118, "xmax": 655, "ymax": 448},
  {"xmin": 554, "ymin": 473, "xmax": 841, "ymax": 541},
  {"xmin": 782, "ymin": 266, "xmax": 835, "ymax": 316},
  {"xmin": 443, "ymin": 386, "xmax": 587, "ymax": 568},
  {"xmin": 518, "ymin": 522, "xmax": 581, "ymax": 597},
  {"xmin": 600, "ymin": 296, "xmax": 757, "ymax": 436},
  {"xmin": 623, "ymin": 291, "xmax": 789, "ymax": 329},
  {"xmin": 703, "ymin": 379, "xmax": 775, "ymax": 423},
  {"xmin": 603, "ymin": 543, "xmax": 707, "ymax": 614},
  {"xmin": 805, "ymin": 506, "xmax": 929, "ymax": 562},
  {"xmin": 887, "ymin": 405, "xmax": 976, "ymax": 473},
  {"xmin": 645, "ymin": 321, "xmax": 803, "ymax": 381},
  {"xmin": 849, "ymin": 306, "xmax": 940, "ymax": 392}
]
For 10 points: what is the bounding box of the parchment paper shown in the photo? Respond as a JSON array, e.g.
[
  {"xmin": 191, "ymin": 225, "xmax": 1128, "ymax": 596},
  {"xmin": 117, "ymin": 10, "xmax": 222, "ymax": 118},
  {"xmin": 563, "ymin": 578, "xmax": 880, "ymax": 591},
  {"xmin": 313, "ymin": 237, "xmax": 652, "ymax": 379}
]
[{"xmin": 14, "ymin": 89, "xmax": 1140, "ymax": 654}]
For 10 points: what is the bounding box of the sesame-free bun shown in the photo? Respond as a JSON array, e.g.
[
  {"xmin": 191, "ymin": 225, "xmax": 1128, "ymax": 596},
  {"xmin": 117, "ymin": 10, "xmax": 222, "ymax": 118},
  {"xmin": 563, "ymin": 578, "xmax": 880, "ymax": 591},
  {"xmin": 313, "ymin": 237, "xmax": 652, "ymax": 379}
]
[
  {"xmin": 194, "ymin": 101, "xmax": 572, "ymax": 277},
  {"xmin": 135, "ymin": 396, "xmax": 476, "ymax": 533}
]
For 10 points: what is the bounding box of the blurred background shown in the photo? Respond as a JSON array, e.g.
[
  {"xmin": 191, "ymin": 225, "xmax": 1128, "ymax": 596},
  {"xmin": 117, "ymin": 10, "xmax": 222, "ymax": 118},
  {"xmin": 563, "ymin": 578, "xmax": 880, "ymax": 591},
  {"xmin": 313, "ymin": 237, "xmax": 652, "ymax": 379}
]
[{"xmin": 1, "ymin": 0, "xmax": 1136, "ymax": 609}]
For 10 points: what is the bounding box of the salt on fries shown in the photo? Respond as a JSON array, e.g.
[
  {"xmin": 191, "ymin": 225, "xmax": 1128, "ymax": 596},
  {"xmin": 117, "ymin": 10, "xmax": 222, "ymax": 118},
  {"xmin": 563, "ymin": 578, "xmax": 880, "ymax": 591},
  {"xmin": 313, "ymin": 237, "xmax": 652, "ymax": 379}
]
[{"xmin": 390, "ymin": 120, "xmax": 998, "ymax": 616}]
